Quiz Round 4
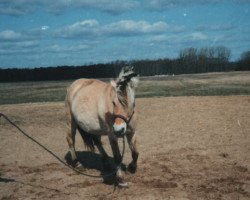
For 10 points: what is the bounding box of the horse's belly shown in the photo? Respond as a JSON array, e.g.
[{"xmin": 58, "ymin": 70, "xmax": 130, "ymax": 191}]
[
  {"xmin": 71, "ymin": 86, "xmax": 110, "ymax": 135},
  {"xmin": 74, "ymin": 114, "xmax": 108, "ymax": 135}
]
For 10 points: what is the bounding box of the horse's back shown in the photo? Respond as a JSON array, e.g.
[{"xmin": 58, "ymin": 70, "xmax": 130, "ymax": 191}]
[{"xmin": 67, "ymin": 78, "xmax": 105, "ymax": 101}]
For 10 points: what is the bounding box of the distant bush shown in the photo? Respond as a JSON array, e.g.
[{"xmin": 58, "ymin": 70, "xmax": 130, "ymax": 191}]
[
  {"xmin": 0, "ymin": 46, "xmax": 248, "ymax": 82},
  {"xmin": 236, "ymin": 51, "xmax": 250, "ymax": 71}
]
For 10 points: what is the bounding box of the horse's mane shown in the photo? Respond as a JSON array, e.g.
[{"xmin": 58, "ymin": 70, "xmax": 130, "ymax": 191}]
[{"xmin": 116, "ymin": 66, "xmax": 138, "ymax": 105}]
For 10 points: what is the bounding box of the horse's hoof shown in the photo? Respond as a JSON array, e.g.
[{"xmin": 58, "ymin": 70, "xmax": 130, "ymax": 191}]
[
  {"xmin": 118, "ymin": 181, "xmax": 129, "ymax": 188},
  {"xmin": 75, "ymin": 162, "xmax": 83, "ymax": 169},
  {"xmin": 116, "ymin": 176, "xmax": 129, "ymax": 188},
  {"xmin": 128, "ymin": 163, "xmax": 137, "ymax": 173}
]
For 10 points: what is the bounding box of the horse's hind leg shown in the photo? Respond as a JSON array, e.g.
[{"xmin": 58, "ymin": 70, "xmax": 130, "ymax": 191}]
[
  {"xmin": 66, "ymin": 115, "xmax": 79, "ymax": 167},
  {"xmin": 126, "ymin": 132, "xmax": 139, "ymax": 173}
]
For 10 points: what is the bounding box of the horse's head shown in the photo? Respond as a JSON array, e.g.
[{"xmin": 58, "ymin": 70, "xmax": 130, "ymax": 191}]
[{"xmin": 110, "ymin": 66, "xmax": 138, "ymax": 137}]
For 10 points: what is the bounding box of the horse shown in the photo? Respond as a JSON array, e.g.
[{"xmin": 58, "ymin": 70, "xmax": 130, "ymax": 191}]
[{"xmin": 65, "ymin": 66, "xmax": 139, "ymax": 187}]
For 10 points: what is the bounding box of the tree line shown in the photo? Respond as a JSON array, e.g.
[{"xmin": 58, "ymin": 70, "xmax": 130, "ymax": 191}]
[{"xmin": 0, "ymin": 46, "xmax": 249, "ymax": 82}]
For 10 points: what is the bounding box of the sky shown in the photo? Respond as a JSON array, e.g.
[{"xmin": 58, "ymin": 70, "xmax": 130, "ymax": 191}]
[{"xmin": 0, "ymin": 0, "xmax": 250, "ymax": 68}]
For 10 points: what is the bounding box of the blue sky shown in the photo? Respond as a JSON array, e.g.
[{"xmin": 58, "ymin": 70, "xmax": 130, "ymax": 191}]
[{"xmin": 0, "ymin": 0, "xmax": 250, "ymax": 68}]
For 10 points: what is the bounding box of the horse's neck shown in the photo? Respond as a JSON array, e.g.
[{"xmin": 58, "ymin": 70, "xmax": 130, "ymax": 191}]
[{"xmin": 104, "ymin": 84, "xmax": 115, "ymax": 111}]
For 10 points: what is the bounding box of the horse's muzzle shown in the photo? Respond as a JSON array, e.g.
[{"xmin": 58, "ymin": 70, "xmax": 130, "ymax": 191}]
[
  {"xmin": 113, "ymin": 120, "xmax": 127, "ymax": 137},
  {"xmin": 114, "ymin": 127, "xmax": 126, "ymax": 138}
]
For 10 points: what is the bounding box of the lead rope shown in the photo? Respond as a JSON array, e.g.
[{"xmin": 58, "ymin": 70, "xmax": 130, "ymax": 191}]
[{"xmin": 0, "ymin": 112, "xmax": 125, "ymax": 179}]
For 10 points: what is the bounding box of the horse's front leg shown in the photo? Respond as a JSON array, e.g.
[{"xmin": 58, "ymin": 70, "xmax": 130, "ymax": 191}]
[
  {"xmin": 126, "ymin": 132, "xmax": 139, "ymax": 173},
  {"xmin": 108, "ymin": 135, "xmax": 126, "ymax": 186},
  {"xmin": 93, "ymin": 136, "xmax": 110, "ymax": 169}
]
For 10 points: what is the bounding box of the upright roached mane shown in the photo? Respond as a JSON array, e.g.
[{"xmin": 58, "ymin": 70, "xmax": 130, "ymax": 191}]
[
  {"xmin": 65, "ymin": 66, "xmax": 139, "ymax": 186},
  {"xmin": 116, "ymin": 67, "xmax": 138, "ymax": 106}
]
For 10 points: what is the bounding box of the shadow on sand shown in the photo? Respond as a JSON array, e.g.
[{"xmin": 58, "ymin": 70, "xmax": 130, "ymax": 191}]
[
  {"xmin": 64, "ymin": 151, "xmax": 126, "ymax": 185},
  {"xmin": 0, "ymin": 173, "xmax": 15, "ymax": 183}
]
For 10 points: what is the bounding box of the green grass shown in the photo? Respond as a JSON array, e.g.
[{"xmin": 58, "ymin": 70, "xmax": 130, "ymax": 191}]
[
  {"xmin": 0, "ymin": 81, "xmax": 70, "ymax": 105},
  {"xmin": 0, "ymin": 71, "xmax": 249, "ymax": 105},
  {"xmin": 137, "ymin": 71, "xmax": 250, "ymax": 97},
  {"xmin": 136, "ymin": 82, "xmax": 250, "ymax": 98}
]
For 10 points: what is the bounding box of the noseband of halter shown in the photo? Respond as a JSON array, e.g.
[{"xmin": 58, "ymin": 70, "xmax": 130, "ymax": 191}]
[{"xmin": 113, "ymin": 110, "xmax": 134, "ymax": 125}]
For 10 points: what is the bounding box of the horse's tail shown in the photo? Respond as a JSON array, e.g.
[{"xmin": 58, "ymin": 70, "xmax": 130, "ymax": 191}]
[{"xmin": 77, "ymin": 126, "xmax": 97, "ymax": 152}]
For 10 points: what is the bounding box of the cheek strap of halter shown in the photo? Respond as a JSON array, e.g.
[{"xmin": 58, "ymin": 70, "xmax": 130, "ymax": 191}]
[{"xmin": 113, "ymin": 110, "xmax": 134, "ymax": 125}]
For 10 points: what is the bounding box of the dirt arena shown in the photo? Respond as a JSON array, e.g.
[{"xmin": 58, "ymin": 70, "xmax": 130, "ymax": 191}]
[{"xmin": 0, "ymin": 96, "xmax": 249, "ymax": 200}]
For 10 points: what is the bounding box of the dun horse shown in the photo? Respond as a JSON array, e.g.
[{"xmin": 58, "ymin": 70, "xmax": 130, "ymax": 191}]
[{"xmin": 65, "ymin": 66, "xmax": 139, "ymax": 186}]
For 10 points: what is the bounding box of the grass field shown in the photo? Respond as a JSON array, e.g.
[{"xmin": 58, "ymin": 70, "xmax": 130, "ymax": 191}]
[{"xmin": 0, "ymin": 71, "xmax": 249, "ymax": 105}]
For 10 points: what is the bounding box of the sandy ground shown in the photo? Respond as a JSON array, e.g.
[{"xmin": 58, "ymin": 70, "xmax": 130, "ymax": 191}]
[{"xmin": 0, "ymin": 96, "xmax": 249, "ymax": 200}]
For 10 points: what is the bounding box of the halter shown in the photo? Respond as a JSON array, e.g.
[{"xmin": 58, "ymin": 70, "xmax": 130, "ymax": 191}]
[{"xmin": 113, "ymin": 110, "xmax": 135, "ymax": 125}]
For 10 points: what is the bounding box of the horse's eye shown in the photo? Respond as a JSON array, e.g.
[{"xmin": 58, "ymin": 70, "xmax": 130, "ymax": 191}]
[{"xmin": 112, "ymin": 101, "xmax": 116, "ymax": 106}]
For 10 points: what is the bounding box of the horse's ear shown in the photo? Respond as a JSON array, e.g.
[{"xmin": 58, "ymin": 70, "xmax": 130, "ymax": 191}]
[{"xmin": 110, "ymin": 80, "xmax": 117, "ymax": 88}]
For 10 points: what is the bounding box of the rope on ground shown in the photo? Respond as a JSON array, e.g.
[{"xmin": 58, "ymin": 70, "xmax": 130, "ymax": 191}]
[{"xmin": 0, "ymin": 112, "xmax": 125, "ymax": 179}]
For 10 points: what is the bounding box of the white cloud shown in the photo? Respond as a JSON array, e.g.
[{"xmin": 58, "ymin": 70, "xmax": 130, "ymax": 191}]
[
  {"xmin": 149, "ymin": 31, "xmax": 208, "ymax": 45},
  {"xmin": 0, "ymin": 30, "xmax": 23, "ymax": 41},
  {"xmin": 0, "ymin": 0, "xmax": 139, "ymax": 16},
  {"xmin": 0, "ymin": 0, "xmax": 43, "ymax": 16},
  {"xmin": 196, "ymin": 24, "xmax": 236, "ymax": 31},
  {"xmin": 103, "ymin": 20, "xmax": 169, "ymax": 36},
  {"xmin": 0, "ymin": 41, "xmax": 39, "ymax": 55},
  {"xmin": 0, "ymin": 29, "xmax": 45, "ymax": 55},
  {"xmin": 55, "ymin": 19, "xmax": 169, "ymax": 39},
  {"xmin": 0, "ymin": 28, "xmax": 48, "ymax": 42},
  {"xmin": 73, "ymin": 0, "xmax": 139, "ymax": 14},
  {"xmin": 41, "ymin": 26, "xmax": 49, "ymax": 31},
  {"xmin": 146, "ymin": 0, "xmax": 222, "ymax": 11},
  {"xmin": 150, "ymin": 35, "xmax": 170, "ymax": 43},
  {"xmin": 47, "ymin": 43, "xmax": 90, "ymax": 53},
  {"xmin": 1, "ymin": 0, "xmax": 249, "ymax": 16},
  {"xmin": 191, "ymin": 32, "xmax": 208, "ymax": 41},
  {"xmin": 69, "ymin": 19, "xmax": 99, "ymax": 30},
  {"xmin": 54, "ymin": 19, "xmax": 99, "ymax": 38}
]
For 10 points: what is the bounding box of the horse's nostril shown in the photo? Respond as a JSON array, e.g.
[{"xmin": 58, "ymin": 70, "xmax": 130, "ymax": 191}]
[{"xmin": 114, "ymin": 128, "xmax": 125, "ymax": 137}]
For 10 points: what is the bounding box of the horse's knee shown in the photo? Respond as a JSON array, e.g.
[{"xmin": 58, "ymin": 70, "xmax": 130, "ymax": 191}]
[
  {"xmin": 109, "ymin": 139, "xmax": 122, "ymax": 164},
  {"xmin": 132, "ymin": 151, "xmax": 139, "ymax": 162},
  {"xmin": 128, "ymin": 150, "xmax": 138, "ymax": 173},
  {"xmin": 112, "ymin": 154, "xmax": 122, "ymax": 165},
  {"xmin": 113, "ymin": 150, "xmax": 122, "ymax": 165}
]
